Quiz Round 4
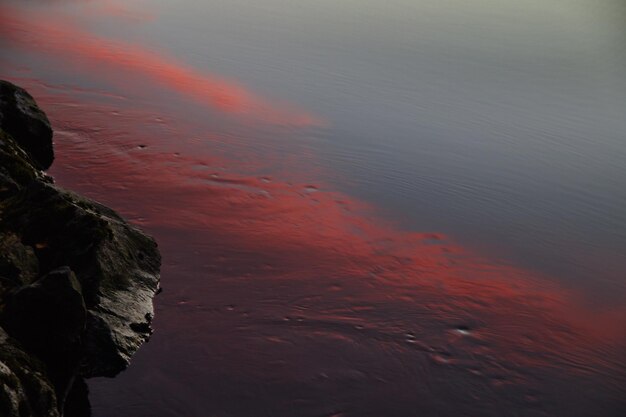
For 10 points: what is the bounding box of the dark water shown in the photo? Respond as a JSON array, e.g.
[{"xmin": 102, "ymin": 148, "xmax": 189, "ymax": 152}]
[{"xmin": 2, "ymin": 1, "xmax": 626, "ymax": 416}]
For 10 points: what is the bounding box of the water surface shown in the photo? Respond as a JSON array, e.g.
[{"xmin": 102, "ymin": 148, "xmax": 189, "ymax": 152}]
[{"xmin": 1, "ymin": 1, "xmax": 625, "ymax": 416}]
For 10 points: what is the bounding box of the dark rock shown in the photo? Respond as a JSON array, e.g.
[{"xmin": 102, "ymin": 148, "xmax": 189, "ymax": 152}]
[
  {"xmin": 0, "ymin": 80, "xmax": 54, "ymax": 170},
  {"xmin": 0, "ymin": 129, "xmax": 42, "ymax": 197},
  {"xmin": 0, "ymin": 328, "xmax": 59, "ymax": 417},
  {"xmin": 0, "ymin": 80, "xmax": 161, "ymax": 415},
  {"xmin": 0, "ymin": 180, "xmax": 161, "ymax": 377},
  {"xmin": 0, "ymin": 233, "xmax": 39, "ymax": 294},
  {"xmin": 3, "ymin": 267, "xmax": 86, "ymax": 355},
  {"xmin": 63, "ymin": 377, "xmax": 92, "ymax": 417},
  {"xmin": 3, "ymin": 267, "xmax": 86, "ymax": 410}
]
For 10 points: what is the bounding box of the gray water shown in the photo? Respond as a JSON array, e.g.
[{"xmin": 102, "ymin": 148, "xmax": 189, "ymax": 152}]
[{"xmin": 117, "ymin": 0, "xmax": 626, "ymax": 297}]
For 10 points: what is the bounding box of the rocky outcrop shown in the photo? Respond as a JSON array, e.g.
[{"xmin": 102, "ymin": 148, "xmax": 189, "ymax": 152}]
[
  {"xmin": 0, "ymin": 80, "xmax": 161, "ymax": 416},
  {"xmin": 0, "ymin": 80, "xmax": 54, "ymax": 170}
]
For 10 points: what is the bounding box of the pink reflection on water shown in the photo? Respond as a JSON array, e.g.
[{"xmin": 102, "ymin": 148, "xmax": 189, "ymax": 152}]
[
  {"xmin": 16, "ymin": 79, "xmax": 623, "ymax": 390},
  {"xmin": 0, "ymin": 5, "xmax": 322, "ymax": 127}
]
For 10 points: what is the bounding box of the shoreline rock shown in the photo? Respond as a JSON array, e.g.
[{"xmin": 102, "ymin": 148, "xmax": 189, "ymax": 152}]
[
  {"xmin": 0, "ymin": 80, "xmax": 54, "ymax": 170},
  {"xmin": 0, "ymin": 80, "xmax": 161, "ymax": 416}
]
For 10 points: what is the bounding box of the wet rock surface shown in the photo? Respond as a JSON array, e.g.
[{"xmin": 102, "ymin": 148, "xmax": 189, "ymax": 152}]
[{"xmin": 0, "ymin": 80, "xmax": 161, "ymax": 416}]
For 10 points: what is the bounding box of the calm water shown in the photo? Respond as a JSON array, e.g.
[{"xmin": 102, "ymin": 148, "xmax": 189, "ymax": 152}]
[{"xmin": 2, "ymin": 1, "xmax": 626, "ymax": 416}]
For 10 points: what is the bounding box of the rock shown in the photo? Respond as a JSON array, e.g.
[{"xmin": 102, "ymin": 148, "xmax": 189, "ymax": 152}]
[
  {"xmin": 0, "ymin": 80, "xmax": 54, "ymax": 170},
  {"xmin": 0, "ymin": 232, "xmax": 39, "ymax": 294},
  {"xmin": 0, "ymin": 128, "xmax": 44, "ymax": 199},
  {"xmin": 0, "ymin": 328, "xmax": 59, "ymax": 417},
  {"xmin": 0, "ymin": 181, "xmax": 161, "ymax": 377},
  {"xmin": 0, "ymin": 80, "xmax": 161, "ymax": 415},
  {"xmin": 63, "ymin": 377, "xmax": 92, "ymax": 417},
  {"xmin": 3, "ymin": 267, "xmax": 86, "ymax": 355},
  {"xmin": 3, "ymin": 267, "xmax": 87, "ymax": 410}
]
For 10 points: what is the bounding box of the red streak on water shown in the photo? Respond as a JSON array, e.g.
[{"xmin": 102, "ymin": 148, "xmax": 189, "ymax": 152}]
[
  {"xmin": 15, "ymin": 81, "xmax": 623, "ymax": 387},
  {"xmin": 0, "ymin": 5, "xmax": 322, "ymax": 127}
]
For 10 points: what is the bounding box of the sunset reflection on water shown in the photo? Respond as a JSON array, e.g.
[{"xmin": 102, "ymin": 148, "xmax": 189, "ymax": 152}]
[{"xmin": 2, "ymin": 1, "xmax": 625, "ymax": 416}]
